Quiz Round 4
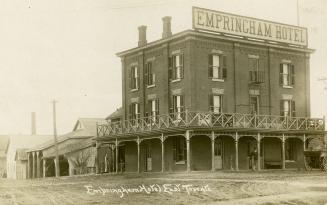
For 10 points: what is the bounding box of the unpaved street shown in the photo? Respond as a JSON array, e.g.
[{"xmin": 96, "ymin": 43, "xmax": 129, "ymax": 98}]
[{"xmin": 1, "ymin": 171, "xmax": 327, "ymax": 205}]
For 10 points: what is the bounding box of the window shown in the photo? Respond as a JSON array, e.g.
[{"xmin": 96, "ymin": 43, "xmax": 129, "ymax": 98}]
[
  {"xmin": 173, "ymin": 136, "xmax": 186, "ymax": 163},
  {"xmin": 145, "ymin": 62, "xmax": 155, "ymax": 86},
  {"xmin": 146, "ymin": 99, "xmax": 159, "ymax": 122},
  {"xmin": 280, "ymin": 100, "xmax": 296, "ymax": 118},
  {"xmin": 250, "ymin": 96, "xmax": 259, "ymax": 114},
  {"xmin": 169, "ymin": 54, "xmax": 184, "ymax": 81},
  {"xmin": 208, "ymin": 54, "xmax": 227, "ymax": 80},
  {"xmin": 130, "ymin": 66, "xmax": 139, "ymax": 90},
  {"xmin": 285, "ymin": 139, "xmax": 296, "ymax": 161},
  {"xmin": 171, "ymin": 95, "xmax": 184, "ymax": 120},
  {"xmin": 129, "ymin": 103, "xmax": 140, "ymax": 125},
  {"xmin": 249, "ymin": 58, "xmax": 264, "ymax": 83},
  {"xmin": 209, "ymin": 94, "xmax": 223, "ymax": 113},
  {"xmin": 279, "ymin": 63, "xmax": 295, "ymax": 87}
]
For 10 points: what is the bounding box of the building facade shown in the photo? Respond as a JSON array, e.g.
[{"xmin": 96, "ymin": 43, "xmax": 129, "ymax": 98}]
[{"xmin": 97, "ymin": 8, "xmax": 325, "ymax": 173}]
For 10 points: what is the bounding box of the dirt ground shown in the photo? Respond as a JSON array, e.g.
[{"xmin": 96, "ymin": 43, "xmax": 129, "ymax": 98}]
[{"xmin": 1, "ymin": 170, "xmax": 327, "ymax": 205}]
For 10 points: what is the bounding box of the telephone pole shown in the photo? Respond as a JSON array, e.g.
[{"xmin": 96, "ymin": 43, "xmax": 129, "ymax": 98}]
[{"xmin": 52, "ymin": 99, "xmax": 60, "ymax": 177}]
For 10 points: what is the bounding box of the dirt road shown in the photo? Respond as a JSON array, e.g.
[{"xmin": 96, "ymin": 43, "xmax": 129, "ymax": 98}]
[{"xmin": 1, "ymin": 171, "xmax": 327, "ymax": 205}]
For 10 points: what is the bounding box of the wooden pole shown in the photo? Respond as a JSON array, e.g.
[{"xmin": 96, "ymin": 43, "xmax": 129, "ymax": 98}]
[{"xmin": 52, "ymin": 100, "xmax": 60, "ymax": 177}]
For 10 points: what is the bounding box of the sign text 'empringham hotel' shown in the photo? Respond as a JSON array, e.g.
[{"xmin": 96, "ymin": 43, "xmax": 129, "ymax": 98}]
[{"xmin": 96, "ymin": 7, "xmax": 324, "ymax": 174}]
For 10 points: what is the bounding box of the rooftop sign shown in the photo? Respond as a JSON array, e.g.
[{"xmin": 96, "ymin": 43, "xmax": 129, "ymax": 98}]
[{"xmin": 192, "ymin": 7, "xmax": 308, "ymax": 47}]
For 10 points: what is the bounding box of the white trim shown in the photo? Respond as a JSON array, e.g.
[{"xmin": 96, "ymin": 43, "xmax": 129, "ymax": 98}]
[
  {"xmin": 212, "ymin": 78, "xmax": 224, "ymax": 82},
  {"xmin": 282, "ymin": 59, "xmax": 292, "ymax": 63},
  {"xmin": 147, "ymin": 85, "xmax": 155, "ymax": 89},
  {"xmin": 282, "ymin": 94, "xmax": 293, "ymax": 100},
  {"xmin": 146, "ymin": 57, "xmax": 155, "ymax": 62},
  {"xmin": 131, "ymin": 97, "xmax": 139, "ymax": 103},
  {"xmin": 171, "ymin": 78, "xmax": 181, "ymax": 83},
  {"xmin": 130, "ymin": 62, "xmax": 138, "ymax": 66},
  {"xmin": 172, "ymin": 49, "xmax": 181, "ymax": 55},
  {"xmin": 248, "ymin": 54, "xmax": 259, "ymax": 59},
  {"xmin": 211, "ymin": 49, "xmax": 223, "ymax": 54},
  {"xmin": 212, "ymin": 88, "xmax": 224, "ymax": 95},
  {"xmin": 282, "ymin": 85, "xmax": 293, "ymax": 89},
  {"xmin": 131, "ymin": 88, "xmax": 139, "ymax": 92}
]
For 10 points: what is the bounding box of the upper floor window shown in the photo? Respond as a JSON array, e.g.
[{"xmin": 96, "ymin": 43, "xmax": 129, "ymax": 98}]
[
  {"xmin": 146, "ymin": 99, "xmax": 159, "ymax": 122},
  {"xmin": 279, "ymin": 63, "xmax": 295, "ymax": 87},
  {"xmin": 130, "ymin": 66, "xmax": 139, "ymax": 90},
  {"xmin": 250, "ymin": 95, "xmax": 259, "ymax": 114},
  {"xmin": 208, "ymin": 54, "xmax": 227, "ymax": 80},
  {"xmin": 209, "ymin": 94, "xmax": 223, "ymax": 113},
  {"xmin": 170, "ymin": 95, "xmax": 184, "ymax": 120},
  {"xmin": 129, "ymin": 103, "xmax": 140, "ymax": 125},
  {"xmin": 249, "ymin": 58, "xmax": 264, "ymax": 83},
  {"xmin": 280, "ymin": 99, "xmax": 296, "ymax": 118},
  {"xmin": 145, "ymin": 62, "xmax": 155, "ymax": 87},
  {"xmin": 169, "ymin": 54, "xmax": 184, "ymax": 81}
]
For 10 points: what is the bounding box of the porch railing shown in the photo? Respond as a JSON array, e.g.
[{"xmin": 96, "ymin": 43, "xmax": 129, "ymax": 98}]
[{"xmin": 97, "ymin": 111, "xmax": 325, "ymax": 138}]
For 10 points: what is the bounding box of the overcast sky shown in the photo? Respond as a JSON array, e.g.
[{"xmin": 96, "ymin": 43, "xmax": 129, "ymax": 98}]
[{"xmin": 0, "ymin": 0, "xmax": 326, "ymax": 135}]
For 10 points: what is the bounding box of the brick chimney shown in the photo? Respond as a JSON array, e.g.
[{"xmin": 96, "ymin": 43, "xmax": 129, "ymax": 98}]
[
  {"xmin": 162, "ymin": 16, "xmax": 172, "ymax": 38},
  {"xmin": 138, "ymin": 25, "xmax": 147, "ymax": 47},
  {"xmin": 31, "ymin": 112, "xmax": 36, "ymax": 135}
]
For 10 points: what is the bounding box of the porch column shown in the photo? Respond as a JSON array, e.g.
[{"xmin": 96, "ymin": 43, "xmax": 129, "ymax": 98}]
[
  {"xmin": 27, "ymin": 152, "xmax": 31, "ymax": 179},
  {"xmin": 186, "ymin": 130, "xmax": 191, "ymax": 172},
  {"xmin": 137, "ymin": 137, "xmax": 140, "ymax": 173},
  {"xmin": 32, "ymin": 152, "xmax": 36, "ymax": 178},
  {"xmin": 68, "ymin": 159, "xmax": 74, "ymax": 176},
  {"xmin": 161, "ymin": 134, "xmax": 165, "ymax": 172},
  {"xmin": 282, "ymin": 134, "xmax": 286, "ymax": 170},
  {"xmin": 257, "ymin": 133, "xmax": 261, "ymax": 171},
  {"xmin": 211, "ymin": 131, "xmax": 215, "ymax": 172},
  {"xmin": 303, "ymin": 134, "xmax": 306, "ymax": 151},
  {"xmin": 43, "ymin": 159, "xmax": 46, "ymax": 178},
  {"xmin": 95, "ymin": 141, "xmax": 100, "ymax": 174},
  {"xmin": 235, "ymin": 132, "xmax": 239, "ymax": 171},
  {"xmin": 115, "ymin": 138, "xmax": 118, "ymax": 174},
  {"xmin": 54, "ymin": 157, "xmax": 59, "ymax": 177},
  {"xmin": 36, "ymin": 152, "xmax": 41, "ymax": 178}
]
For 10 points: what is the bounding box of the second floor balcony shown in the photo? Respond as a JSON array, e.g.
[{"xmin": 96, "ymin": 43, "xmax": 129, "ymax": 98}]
[{"xmin": 97, "ymin": 111, "xmax": 325, "ymax": 138}]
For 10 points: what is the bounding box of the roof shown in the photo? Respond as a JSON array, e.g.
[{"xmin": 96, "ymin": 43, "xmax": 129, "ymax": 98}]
[
  {"xmin": 28, "ymin": 118, "xmax": 105, "ymax": 152},
  {"xmin": 0, "ymin": 136, "xmax": 10, "ymax": 157},
  {"xmin": 116, "ymin": 30, "xmax": 314, "ymax": 57},
  {"xmin": 15, "ymin": 148, "xmax": 28, "ymax": 161},
  {"xmin": 106, "ymin": 107, "xmax": 122, "ymax": 120}
]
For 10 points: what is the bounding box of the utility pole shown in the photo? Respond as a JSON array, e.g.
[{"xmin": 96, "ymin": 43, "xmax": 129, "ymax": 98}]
[
  {"xmin": 52, "ymin": 99, "xmax": 60, "ymax": 177},
  {"xmin": 296, "ymin": 0, "xmax": 300, "ymax": 26}
]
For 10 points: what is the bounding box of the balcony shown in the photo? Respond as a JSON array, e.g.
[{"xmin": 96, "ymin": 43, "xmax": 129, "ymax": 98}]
[
  {"xmin": 97, "ymin": 111, "xmax": 325, "ymax": 138},
  {"xmin": 249, "ymin": 71, "xmax": 264, "ymax": 84}
]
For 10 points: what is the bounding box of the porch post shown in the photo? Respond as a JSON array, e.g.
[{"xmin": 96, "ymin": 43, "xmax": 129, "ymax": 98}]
[
  {"xmin": 303, "ymin": 134, "xmax": 306, "ymax": 151},
  {"xmin": 32, "ymin": 152, "xmax": 36, "ymax": 178},
  {"xmin": 282, "ymin": 134, "xmax": 286, "ymax": 170},
  {"xmin": 211, "ymin": 131, "xmax": 215, "ymax": 172},
  {"xmin": 95, "ymin": 141, "xmax": 100, "ymax": 174},
  {"xmin": 27, "ymin": 152, "xmax": 31, "ymax": 179},
  {"xmin": 43, "ymin": 159, "xmax": 46, "ymax": 178},
  {"xmin": 36, "ymin": 152, "xmax": 41, "ymax": 178},
  {"xmin": 137, "ymin": 137, "xmax": 140, "ymax": 173},
  {"xmin": 115, "ymin": 138, "xmax": 118, "ymax": 174},
  {"xmin": 257, "ymin": 133, "xmax": 261, "ymax": 171},
  {"xmin": 186, "ymin": 130, "xmax": 191, "ymax": 172},
  {"xmin": 161, "ymin": 134, "xmax": 165, "ymax": 172},
  {"xmin": 235, "ymin": 132, "xmax": 239, "ymax": 171}
]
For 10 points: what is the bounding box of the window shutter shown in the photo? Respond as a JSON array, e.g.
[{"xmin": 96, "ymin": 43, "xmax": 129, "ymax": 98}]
[
  {"xmin": 168, "ymin": 56, "xmax": 172, "ymax": 68},
  {"xmin": 220, "ymin": 95, "xmax": 223, "ymax": 113},
  {"xmin": 209, "ymin": 94, "xmax": 213, "ymax": 112},
  {"xmin": 145, "ymin": 101, "xmax": 150, "ymax": 118},
  {"xmin": 180, "ymin": 95, "xmax": 185, "ymax": 112},
  {"xmin": 129, "ymin": 68, "xmax": 132, "ymax": 89},
  {"xmin": 156, "ymin": 99, "xmax": 159, "ymax": 115},
  {"xmin": 279, "ymin": 64, "xmax": 283, "ymax": 85},
  {"xmin": 291, "ymin": 100, "xmax": 296, "ymax": 117},
  {"xmin": 137, "ymin": 67, "xmax": 140, "ymax": 89},
  {"xmin": 222, "ymin": 55, "xmax": 227, "ymax": 79},
  {"xmin": 208, "ymin": 55, "xmax": 213, "ymax": 78},
  {"xmin": 168, "ymin": 57, "xmax": 172, "ymax": 80},
  {"xmin": 170, "ymin": 96, "xmax": 175, "ymax": 114},
  {"xmin": 180, "ymin": 54, "xmax": 184, "ymax": 79},
  {"xmin": 129, "ymin": 104, "xmax": 133, "ymax": 120},
  {"xmin": 291, "ymin": 64, "xmax": 295, "ymax": 86},
  {"xmin": 280, "ymin": 100, "xmax": 284, "ymax": 116},
  {"xmin": 144, "ymin": 63, "xmax": 148, "ymax": 86}
]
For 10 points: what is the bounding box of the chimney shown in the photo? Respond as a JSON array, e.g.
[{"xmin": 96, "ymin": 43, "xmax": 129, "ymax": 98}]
[
  {"xmin": 162, "ymin": 16, "xmax": 172, "ymax": 38},
  {"xmin": 31, "ymin": 112, "xmax": 36, "ymax": 135},
  {"xmin": 138, "ymin": 25, "xmax": 147, "ymax": 47}
]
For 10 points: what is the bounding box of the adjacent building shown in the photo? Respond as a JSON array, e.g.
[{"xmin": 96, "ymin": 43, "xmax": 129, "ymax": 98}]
[
  {"xmin": 97, "ymin": 7, "xmax": 325, "ymax": 173},
  {"xmin": 0, "ymin": 136, "xmax": 10, "ymax": 178}
]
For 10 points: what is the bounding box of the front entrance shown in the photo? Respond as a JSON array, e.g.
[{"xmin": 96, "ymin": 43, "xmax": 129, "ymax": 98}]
[
  {"xmin": 214, "ymin": 139, "xmax": 223, "ymax": 169},
  {"xmin": 143, "ymin": 143, "xmax": 152, "ymax": 171}
]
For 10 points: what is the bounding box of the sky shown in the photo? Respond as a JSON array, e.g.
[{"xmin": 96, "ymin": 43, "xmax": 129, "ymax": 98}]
[{"xmin": 0, "ymin": 0, "xmax": 326, "ymax": 135}]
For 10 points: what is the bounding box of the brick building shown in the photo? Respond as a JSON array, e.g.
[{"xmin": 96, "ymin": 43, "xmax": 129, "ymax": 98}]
[{"xmin": 97, "ymin": 7, "xmax": 325, "ymax": 173}]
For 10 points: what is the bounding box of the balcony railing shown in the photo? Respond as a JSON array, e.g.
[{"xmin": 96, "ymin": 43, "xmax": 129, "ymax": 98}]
[
  {"xmin": 249, "ymin": 71, "xmax": 264, "ymax": 84},
  {"xmin": 97, "ymin": 111, "xmax": 325, "ymax": 138}
]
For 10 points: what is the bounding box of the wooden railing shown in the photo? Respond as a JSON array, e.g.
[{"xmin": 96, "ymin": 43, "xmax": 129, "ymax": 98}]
[{"xmin": 97, "ymin": 112, "xmax": 325, "ymax": 138}]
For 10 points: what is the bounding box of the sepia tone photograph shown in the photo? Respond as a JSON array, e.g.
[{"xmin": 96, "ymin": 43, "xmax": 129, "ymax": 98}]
[{"xmin": 1, "ymin": 0, "xmax": 327, "ymax": 204}]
